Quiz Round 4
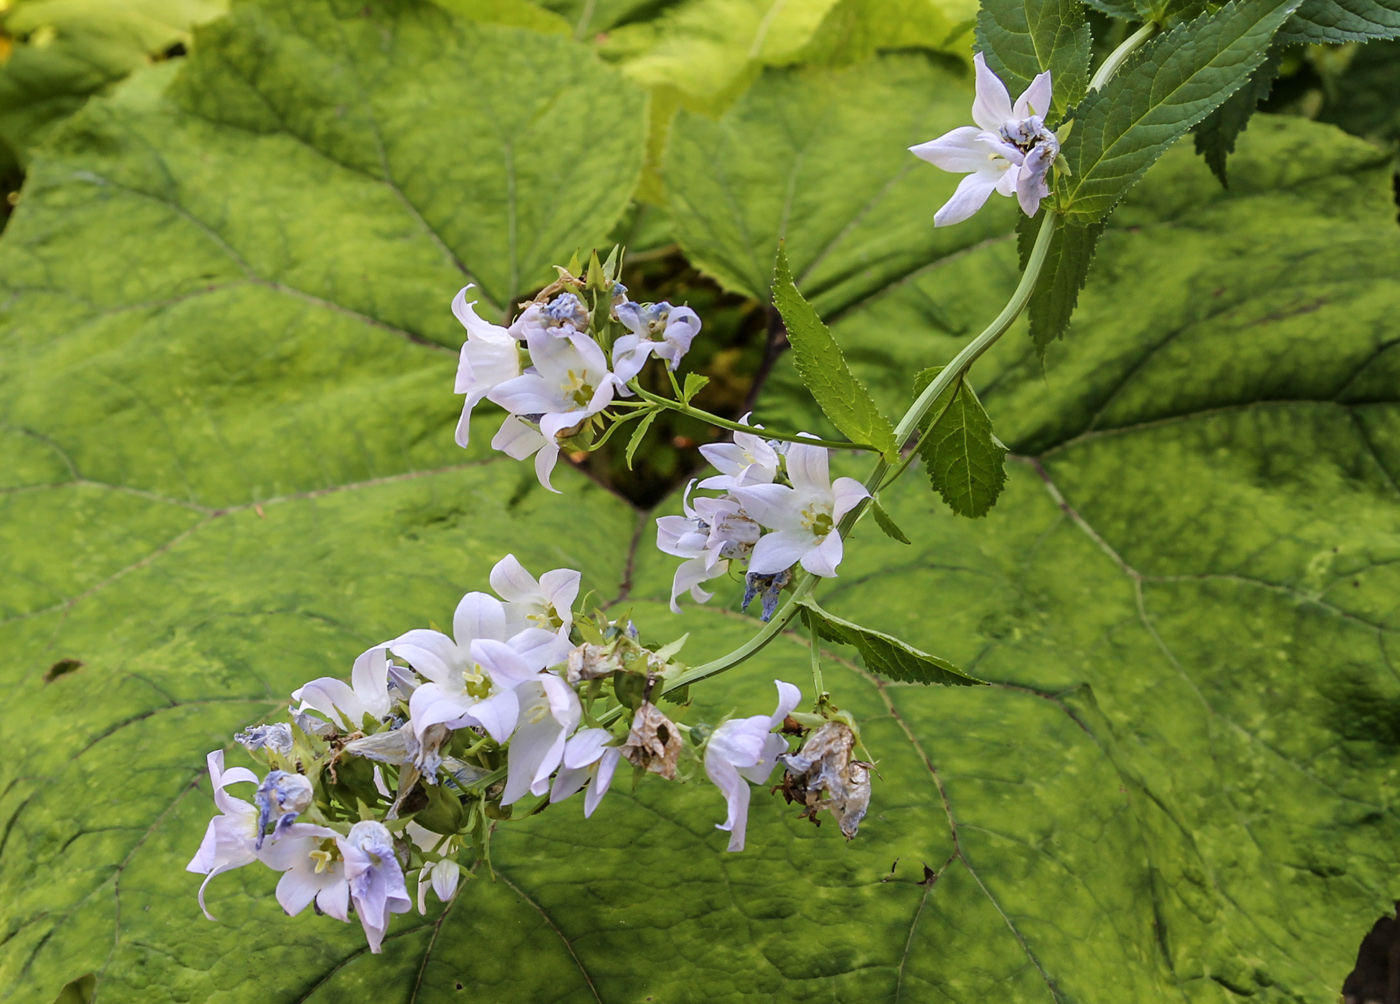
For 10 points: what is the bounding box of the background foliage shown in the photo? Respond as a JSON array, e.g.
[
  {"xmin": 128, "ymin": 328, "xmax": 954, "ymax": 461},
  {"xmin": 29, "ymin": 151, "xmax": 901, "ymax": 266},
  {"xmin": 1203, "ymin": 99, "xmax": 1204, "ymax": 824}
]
[{"xmin": 2, "ymin": 0, "xmax": 1399, "ymax": 1001}]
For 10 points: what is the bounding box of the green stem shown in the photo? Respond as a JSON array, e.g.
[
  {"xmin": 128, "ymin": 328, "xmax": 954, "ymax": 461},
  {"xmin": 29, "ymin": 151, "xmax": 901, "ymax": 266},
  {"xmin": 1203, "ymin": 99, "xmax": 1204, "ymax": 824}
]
[
  {"xmin": 809, "ymin": 613, "xmax": 824, "ymax": 698},
  {"xmin": 662, "ymin": 212, "xmax": 1060, "ymax": 696},
  {"xmin": 632, "ymin": 385, "xmax": 879, "ymax": 453},
  {"xmin": 1089, "ymin": 22, "xmax": 1155, "ymax": 91}
]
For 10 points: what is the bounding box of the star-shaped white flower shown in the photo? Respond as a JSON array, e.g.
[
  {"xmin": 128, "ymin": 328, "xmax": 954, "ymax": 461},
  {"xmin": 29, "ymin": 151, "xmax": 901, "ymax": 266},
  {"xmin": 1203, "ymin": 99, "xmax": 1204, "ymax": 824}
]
[
  {"xmin": 292, "ymin": 645, "xmax": 393, "ymax": 733},
  {"xmin": 703, "ymin": 680, "xmax": 802, "ymax": 851},
  {"xmin": 910, "ymin": 53, "xmax": 1058, "ymax": 225},
  {"xmin": 340, "ymin": 820, "xmax": 411, "ymax": 953},
  {"xmin": 697, "ymin": 414, "xmax": 779, "ymax": 491},
  {"xmin": 730, "ymin": 441, "xmax": 869, "ymax": 578},
  {"xmin": 451, "ymin": 286, "xmax": 523, "ymax": 449},
  {"xmin": 186, "ymin": 750, "xmax": 260, "ymax": 920}
]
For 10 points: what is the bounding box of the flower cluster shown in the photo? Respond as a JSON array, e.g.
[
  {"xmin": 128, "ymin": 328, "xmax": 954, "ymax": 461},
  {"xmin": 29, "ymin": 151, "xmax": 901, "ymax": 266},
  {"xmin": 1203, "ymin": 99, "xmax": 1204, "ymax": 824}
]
[
  {"xmin": 190, "ymin": 555, "xmax": 869, "ymax": 951},
  {"xmin": 657, "ymin": 423, "xmax": 870, "ymax": 619},
  {"xmin": 453, "ymin": 269, "xmax": 700, "ymax": 491},
  {"xmin": 910, "ymin": 53, "xmax": 1062, "ymax": 226}
]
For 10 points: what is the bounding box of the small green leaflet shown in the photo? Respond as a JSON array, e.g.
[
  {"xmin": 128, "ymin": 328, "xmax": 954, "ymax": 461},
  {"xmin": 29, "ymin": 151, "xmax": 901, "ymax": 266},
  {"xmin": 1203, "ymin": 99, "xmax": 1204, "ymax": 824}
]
[
  {"xmin": 1058, "ymin": 0, "xmax": 1302, "ymax": 224},
  {"xmin": 797, "ymin": 598, "xmax": 983, "ymax": 686},
  {"xmin": 625, "ymin": 410, "xmax": 659, "ymax": 468},
  {"xmin": 1192, "ymin": 43, "xmax": 1284, "ymax": 186},
  {"xmin": 682, "ymin": 372, "xmax": 710, "ymax": 403},
  {"xmin": 975, "ymin": 0, "xmax": 1090, "ymax": 121},
  {"xmin": 1279, "ymin": 0, "xmax": 1400, "ymax": 41},
  {"xmin": 1017, "ymin": 212, "xmax": 1105, "ymax": 353},
  {"xmin": 772, "ymin": 244, "xmax": 898, "ymax": 459},
  {"xmin": 914, "ymin": 367, "xmax": 1008, "ymax": 518},
  {"xmin": 869, "ymin": 496, "xmax": 912, "ymax": 544}
]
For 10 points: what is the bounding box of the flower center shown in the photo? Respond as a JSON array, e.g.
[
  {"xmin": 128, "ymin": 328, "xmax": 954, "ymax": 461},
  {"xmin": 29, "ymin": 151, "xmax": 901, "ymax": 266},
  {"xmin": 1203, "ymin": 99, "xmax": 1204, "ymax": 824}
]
[
  {"xmin": 800, "ymin": 503, "xmax": 834, "ymax": 538},
  {"xmin": 463, "ymin": 664, "xmax": 492, "ymax": 700},
  {"xmin": 310, "ymin": 840, "xmax": 338, "ymax": 874},
  {"xmin": 564, "ymin": 369, "xmax": 595, "ymax": 408}
]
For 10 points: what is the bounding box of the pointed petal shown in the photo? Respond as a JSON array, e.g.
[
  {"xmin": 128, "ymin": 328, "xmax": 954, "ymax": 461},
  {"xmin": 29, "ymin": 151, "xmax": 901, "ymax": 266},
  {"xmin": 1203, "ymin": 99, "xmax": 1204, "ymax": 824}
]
[
  {"xmin": 490, "ymin": 555, "xmax": 540, "ymax": 603},
  {"xmin": 909, "ymin": 126, "xmax": 992, "ymax": 173},
  {"xmin": 585, "ymin": 748, "xmax": 621, "ymax": 818},
  {"xmin": 1014, "ymin": 71, "xmax": 1053, "ymax": 119},
  {"xmin": 748, "ymin": 530, "xmax": 813, "ymax": 576},
  {"xmin": 934, "ymin": 169, "xmax": 1001, "ymax": 227},
  {"xmin": 452, "ymin": 592, "xmax": 507, "ymax": 649},
  {"xmin": 801, "ymin": 530, "xmax": 845, "ymax": 578},
  {"xmin": 971, "ymin": 52, "xmax": 1013, "ymax": 130},
  {"xmin": 492, "ymin": 415, "xmax": 545, "ymax": 460},
  {"xmin": 785, "ymin": 443, "xmax": 830, "ymax": 494}
]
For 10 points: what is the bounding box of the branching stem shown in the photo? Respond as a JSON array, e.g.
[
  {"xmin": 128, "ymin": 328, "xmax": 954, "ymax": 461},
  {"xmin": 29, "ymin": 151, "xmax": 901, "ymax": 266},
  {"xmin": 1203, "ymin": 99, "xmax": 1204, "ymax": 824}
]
[
  {"xmin": 1089, "ymin": 22, "xmax": 1156, "ymax": 91},
  {"xmin": 632, "ymin": 384, "xmax": 879, "ymax": 452}
]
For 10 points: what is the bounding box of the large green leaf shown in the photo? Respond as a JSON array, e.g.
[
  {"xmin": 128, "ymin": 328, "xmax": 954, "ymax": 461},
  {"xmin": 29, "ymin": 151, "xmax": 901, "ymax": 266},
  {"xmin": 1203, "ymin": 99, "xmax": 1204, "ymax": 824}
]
[
  {"xmin": 5, "ymin": 12, "xmax": 1400, "ymax": 1004},
  {"xmin": 1279, "ymin": 0, "xmax": 1400, "ymax": 41},
  {"xmin": 1059, "ymin": 0, "xmax": 1301, "ymax": 223},
  {"xmin": 0, "ymin": 0, "xmax": 227, "ymax": 169}
]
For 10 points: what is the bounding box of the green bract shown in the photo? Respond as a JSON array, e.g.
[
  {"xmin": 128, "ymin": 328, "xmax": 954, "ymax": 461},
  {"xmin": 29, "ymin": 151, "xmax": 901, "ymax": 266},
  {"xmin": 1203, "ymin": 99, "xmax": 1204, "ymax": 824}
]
[{"xmin": 3, "ymin": 0, "xmax": 1400, "ymax": 1000}]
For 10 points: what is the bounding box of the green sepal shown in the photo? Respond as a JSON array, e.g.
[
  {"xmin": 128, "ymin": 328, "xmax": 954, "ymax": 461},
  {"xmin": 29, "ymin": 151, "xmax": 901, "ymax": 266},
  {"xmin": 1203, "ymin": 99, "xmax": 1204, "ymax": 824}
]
[{"xmin": 625, "ymin": 409, "xmax": 659, "ymax": 469}]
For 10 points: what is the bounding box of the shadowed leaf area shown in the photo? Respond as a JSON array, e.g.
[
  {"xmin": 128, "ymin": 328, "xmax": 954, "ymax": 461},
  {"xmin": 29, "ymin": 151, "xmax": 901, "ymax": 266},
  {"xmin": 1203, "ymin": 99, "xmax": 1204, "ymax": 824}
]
[{"xmin": 2, "ymin": 3, "xmax": 1399, "ymax": 1003}]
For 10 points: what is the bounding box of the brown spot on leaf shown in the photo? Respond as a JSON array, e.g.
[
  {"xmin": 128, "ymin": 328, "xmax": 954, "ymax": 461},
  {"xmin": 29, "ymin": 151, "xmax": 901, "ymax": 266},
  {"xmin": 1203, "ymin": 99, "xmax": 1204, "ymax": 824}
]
[{"xmin": 44, "ymin": 658, "xmax": 84, "ymax": 683}]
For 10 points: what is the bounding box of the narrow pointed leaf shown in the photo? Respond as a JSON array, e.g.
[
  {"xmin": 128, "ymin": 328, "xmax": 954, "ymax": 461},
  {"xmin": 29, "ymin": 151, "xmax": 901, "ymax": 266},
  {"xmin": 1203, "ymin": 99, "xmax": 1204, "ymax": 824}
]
[
  {"xmin": 869, "ymin": 496, "xmax": 912, "ymax": 544},
  {"xmin": 797, "ymin": 599, "xmax": 983, "ymax": 686},
  {"xmin": 1192, "ymin": 43, "xmax": 1285, "ymax": 185},
  {"xmin": 772, "ymin": 244, "xmax": 898, "ymax": 457},
  {"xmin": 1017, "ymin": 212, "xmax": 1106, "ymax": 352}
]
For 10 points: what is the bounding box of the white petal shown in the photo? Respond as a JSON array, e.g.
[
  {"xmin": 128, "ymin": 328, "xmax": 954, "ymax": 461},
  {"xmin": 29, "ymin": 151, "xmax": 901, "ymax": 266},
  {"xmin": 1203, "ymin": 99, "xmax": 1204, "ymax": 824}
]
[
  {"xmin": 492, "ymin": 415, "xmax": 545, "ymax": 460},
  {"xmin": 465, "ymin": 689, "xmax": 519, "ymax": 744},
  {"xmin": 934, "ymin": 169, "xmax": 1001, "ymax": 228},
  {"xmin": 487, "ymin": 373, "xmax": 557, "ymax": 416},
  {"xmin": 490, "ymin": 555, "xmax": 540, "ymax": 604},
  {"xmin": 909, "ymin": 126, "xmax": 992, "ymax": 173},
  {"xmin": 703, "ymin": 753, "xmax": 751, "ymax": 852},
  {"xmin": 563, "ymin": 727, "xmax": 612, "ymax": 769},
  {"xmin": 409, "ymin": 683, "xmax": 477, "ymax": 739},
  {"xmin": 831, "ymin": 477, "xmax": 870, "ymax": 520},
  {"xmin": 389, "ymin": 629, "xmax": 461, "ymax": 688},
  {"xmin": 801, "ymin": 530, "xmax": 845, "ymax": 578},
  {"xmin": 670, "ymin": 556, "xmax": 721, "ymax": 613},
  {"xmin": 349, "ymin": 645, "xmax": 391, "ymax": 719},
  {"xmin": 728, "ymin": 483, "xmax": 800, "ymax": 531},
  {"xmin": 539, "ymin": 568, "xmax": 581, "ymax": 626},
  {"xmin": 748, "ymin": 530, "xmax": 813, "ymax": 576},
  {"xmin": 584, "ymin": 748, "xmax": 621, "ymax": 818},
  {"xmin": 1014, "ymin": 70, "xmax": 1053, "ymax": 119},
  {"xmin": 534, "ymin": 442, "xmax": 561, "ymax": 493},
  {"xmin": 452, "ymin": 592, "xmax": 507, "ymax": 650},
  {"xmin": 471, "ymin": 638, "xmax": 537, "ymax": 690},
  {"xmin": 784, "ymin": 443, "xmax": 830, "ymax": 494},
  {"xmin": 971, "ymin": 52, "xmax": 1014, "ymax": 131},
  {"xmin": 767, "ymin": 680, "xmax": 802, "ymax": 728}
]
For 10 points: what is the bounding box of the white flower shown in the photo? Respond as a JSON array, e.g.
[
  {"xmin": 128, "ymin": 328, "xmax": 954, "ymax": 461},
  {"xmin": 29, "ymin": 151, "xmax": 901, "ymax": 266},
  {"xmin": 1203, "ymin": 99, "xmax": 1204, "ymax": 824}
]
[
  {"xmin": 256, "ymin": 821, "xmax": 350, "ymax": 921},
  {"xmin": 909, "ymin": 53, "xmax": 1058, "ymax": 225},
  {"xmin": 696, "ymin": 415, "xmax": 778, "ymax": 490},
  {"xmin": 397, "ymin": 590, "xmax": 568, "ymax": 754},
  {"xmin": 549, "ymin": 727, "xmax": 623, "ymax": 817},
  {"xmin": 489, "ymin": 553, "xmax": 581, "ymax": 638},
  {"xmin": 452, "ymin": 286, "xmax": 522, "ymax": 449},
  {"xmin": 655, "ymin": 481, "xmax": 732, "ymax": 613},
  {"xmin": 406, "ymin": 822, "xmax": 462, "ymax": 914},
  {"xmin": 703, "ymin": 681, "xmax": 802, "ymax": 852},
  {"xmin": 487, "ymin": 331, "xmax": 619, "ymax": 492},
  {"xmin": 730, "ymin": 442, "xmax": 869, "ymax": 578},
  {"xmin": 291, "ymin": 645, "xmax": 392, "ymax": 732},
  {"xmin": 186, "ymin": 750, "xmax": 260, "ymax": 920},
  {"xmin": 499, "ymin": 673, "xmax": 582, "ymax": 806},
  {"xmin": 611, "ymin": 301, "xmax": 702, "ymax": 384},
  {"xmin": 340, "ymin": 820, "xmax": 411, "ymax": 953}
]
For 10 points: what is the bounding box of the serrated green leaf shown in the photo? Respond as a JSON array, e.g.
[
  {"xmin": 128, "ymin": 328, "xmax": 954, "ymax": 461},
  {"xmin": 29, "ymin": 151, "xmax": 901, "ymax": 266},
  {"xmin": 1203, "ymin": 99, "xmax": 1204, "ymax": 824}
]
[
  {"xmin": 682, "ymin": 372, "xmax": 710, "ymax": 403},
  {"xmin": 975, "ymin": 0, "xmax": 1091, "ymax": 120},
  {"xmin": 869, "ymin": 496, "xmax": 912, "ymax": 544},
  {"xmin": 772, "ymin": 244, "xmax": 897, "ymax": 456},
  {"xmin": 1059, "ymin": 0, "xmax": 1302, "ymax": 224},
  {"xmin": 1279, "ymin": 0, "xmax": 1400, "ymax": 41},
  {"xmin": 1192, "ymin": 42, "xmax": 1284, "ymax": 186},
  {"xmin": 797, "ymin": 599, "xmax": 983, "ymax": 686},
  {"xmin": 1016, "ymin": 211, "xmax": 1106, "ymax": 352},
  {"xmin": 625, "ymin": 409, "xmax": 659, "ymax": 468},
  {"xmin": 913, "ymin": 369, "xmax": 1008, "ymax": 517}
]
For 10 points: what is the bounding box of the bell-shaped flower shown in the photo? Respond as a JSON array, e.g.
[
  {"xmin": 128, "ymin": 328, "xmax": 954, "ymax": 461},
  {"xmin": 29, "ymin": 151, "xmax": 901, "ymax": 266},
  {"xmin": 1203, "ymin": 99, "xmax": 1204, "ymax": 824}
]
[
  {"xmin": 452, "ymin": 286, "xmax": 522, "ymax": 449},
  {"xmin": 340, "ymin": 820, "xmax": 411, "ymax": 953},
  {"xmin": 703, "ymin": 681, "xmax": 802, "ymax": 851},
  {"xmin": 490, "ymin": 553, "xmax": 580, "ymax": 638},
  {"xmin": 291, "ymin": 645, "xmax": 393, "ymax": 733},
  {"xmin": 909, "ymin": 53, "xmax": 1058, "ymax": 225},
  {"xmin": 187, "ymin": 750, "xmax": 261, "ymax": 920},
  {"xmin": 655, "ymin": 482, "xmax": 730, "ymax": 613},
  {"xmin": 611, "ymin": 301, "xmax": 703, "ymax": 384},
  {"xmin": 499, "ymin": 673, "xmax": 582, "ymax": 805},
  {"xmin": 256, "ymin": 821, "xmax": 350, "ymax": 921},
  {"xmin": 398, "ymin": 590, "xmax": 568, "ymax": 758},
  {"xmin": 730, "ymin": 442, "xmax": 869, "ymax": 578},
  {"xmin": 487, "ymin": 331, "xmax": 618, "ymax": 492},
  {"xmin": 549, "ymin": 727, "xmax": 623, "ymax": 817},
  {"xmin": 697, "ymin": 415, "xmax": 779, "ymax": 490}
]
